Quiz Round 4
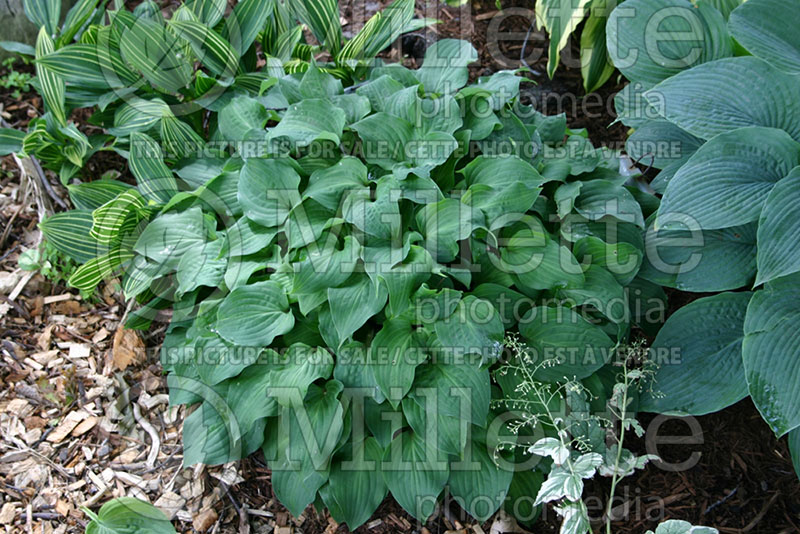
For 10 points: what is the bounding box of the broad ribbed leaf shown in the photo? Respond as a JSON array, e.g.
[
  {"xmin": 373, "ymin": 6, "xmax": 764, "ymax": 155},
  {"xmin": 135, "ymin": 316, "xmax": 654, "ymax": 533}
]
[
  {"xmin": 216, "ymin": 280, "xmax": 295, "ymax": 346},
  {"xmin": 219, "ymin": 95, "xmax": 267, "ymax": 142},
  {"xmin": 625, "ymin": 120, "xmax": 703, "ymax": 193},
  {"xmin": 640, "ymin": 292, "xmax": 751, "ymax": 415},
  {"xmin": 84, "ymin": 497, "xmax": 175, "ymax": 534},
  {"xmin": 119, "ymin": 17, "xmax": 193, "ymax": 92},
  {"xmin": 129, "ymin": 132, "xmax": 180, "ymax": 204},
  {"xmin": 756, "ymin": 168, "xmax": 800, "ymax": 285},
  {"xmin": 0, "ymin": 128, "xmax": 25, "ymax": 156},
  {"xmin": 728, "ymin": 0, "xmax": 800, "ymax": 74},
  {"xmin": 133, "ymin": 206, "xmax": 206, "ymax": 268},
  {"xmin": 657, "ymin": 127, "xmax": 800, "ymax": 230},
  {"xmin": 382, "ymin": 431, "xmax": 449, "ymax": 521},
  {"xmin": 434, "ymin": 295, "xmax": 504, "ymax": 365},
  {"xmin": 646, "ymin": 57, "xmax": 800, "ymax": 141},
  {"xmin": 170, "ymin": 20, "xmax": 238, "ymax": 77},
  {"xmin": 267, "ymin": 98, "xmax": 346, "ymax": 148},
  {"xmin": 607, "ymin": 0, "xmax": 732, "ymax": 85},
  {"xmin": 329, "ymin": 276, "xmax": 388, "ymax": 344},
  {"xmin": 743, "ymin": 278, "xmax": 800, "ymax": 436},
  {"xmin": 24, "ymin": 0, "xmax": 60, "ymax": 36},
  {"xmin": 39, "ymin": 210, "xmax": 101, "ymax": 263},
  {"xmin": 448, "ymin": 434, "xmax": 514, "ymax": 521},
  {"xmin": 323, "ymin": 438, "xmax": 387, "ymax": 530},
  {"xmin": 238, "ymin": 157, "xmax": 302, "ymax": 227},
  {"xmin": 416, "ymin": 39, "xmax": 477, "ymax": 95},
  {"xmin": 35, "ymin": 28, "xmax": 66, "ymax": 126},
  {"xmin": 369, "ymin": 317, "xmax": 426, "ymax": 404}
]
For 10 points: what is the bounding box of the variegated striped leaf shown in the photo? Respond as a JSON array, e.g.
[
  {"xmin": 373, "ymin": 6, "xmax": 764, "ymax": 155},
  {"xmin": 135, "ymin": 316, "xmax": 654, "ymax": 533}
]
[
  {"xmin": 39, "ymin": 210, "xmax": 103, "ymax": 263},
  {"xmin": 35, "ymin": 28, "xmax": 67, "ymax": 126},
  {"xmin": 94, "ymin": 25, "xmax": 142, "ymax": 89},
  {"xmin": 222, "ymin": 0, "xmax": 273, "ymax": 54},
  {"xmin": 169, "ymin": 20, "xmax": 239, "ymax": 78},
  {"xmin": 68, "ymin": 247, "xmax": 134, "ymax": 291},
  {"xmin": 160, "ymin": 115, "xmax": 205, "ymax": 159},
  {"xmin": 59, "ymin": 0, "xmax": 102, "ymax": 45},
  {"xmin": 24, "ymin": 0, "xmax": 60, "ymax": 37},
  {"xmin": 185, "ymin": 0, "xmax": 226, "ymax": 27},
  {"xmin": 0, "ymin": 128, "xmax": 25, "ymax": 156},
  {"xmin": 90, "ymin": 188, "xmax": 148, "ymax": 244},
  {"xmin": 274, "ymin": 25, "xmax": 305, "ymax": 63},
  {"xmin": 68, "ymin": 180, "xmax": 135, "ymax": 211},
  {"xmin": 129, "ymin": 132, "xmax": 179, "ymax": 203},
  {"xmin": 118, "ymin": 17, "xmax": 193, "ymax": 93},
  {"xmin": 110, "ymin": 97, "xmax": 170, "ymax": 136},
  {"xmin": 36, "ymin": 45, "xmax": 122, "ymax": 89},
  {"xmin": 289, "ymin": 0, "xmax": 342, "ymax": 55}
]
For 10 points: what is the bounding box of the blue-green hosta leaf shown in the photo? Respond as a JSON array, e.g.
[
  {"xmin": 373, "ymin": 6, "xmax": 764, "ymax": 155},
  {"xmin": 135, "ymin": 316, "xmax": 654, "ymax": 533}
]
[
  {"xmin": 574, "ymin": 179, "xmax": 645, "ymax": 228},
  {"xmin": 342, "ymin": 179, "xmax": 402, "ymax": 241},
  {"xmin": 302, "ymin": 157, "xmax": 369, "ymax": 211},
  {"xmin": 223, "ymin": 217, "xmax": 277, "ymax": 257},
  {"xmin": 460, "ymin": 154, "xmax": 545, "ymax": 191},
  {"xmin": 410, "ymin": 356, "xmax": 491, "ymax": 427},
  {"xmin": 434, "ymin": 295, "xmax": 504, "ymax": 365},
  {"xmin": 499, "ymin": 223, "xmax": 585, "ymax": 292},
  {"xmin": 640, "ymin": 292, "xmax": 751, "ymax": 415},
  {"xmin": 536, "ymin": 0, "xmax": 592, "ymax": 79},
  {"xmin": 134, "ymin": 206, "xmax": 206, "ymax": 269},
  {"xmin": 355, "ymin": 74, "xmax": 405, "ymax": 112},
  {"xmin": 646, "ymin": 58, "xmax": 800, "ymax": 142},
  {"xmin": 519, "ymin": 305, "xmax": 616, "ymax": 381},
  {"xmin": 384, "ymin": 86, "xmax": 463, "ymax": 135},
  {"xmin": 84, "ymin": 497, "xmax": 176, "ymax": 534},
  {"xmin": 216, "ymin": 280, "xmax": 294, "ymax": 346},
  {"xmin": 448, "ymin": 431, "xmax": 514, "ymax": 521},
  {"xmin": 560, "ymin": 264, "xmax": 627, "ymax": 326},
  {"xmin": 268, "ymin": 344, "xmax": 334, "ymax": 406},
  {"xmin": 742, "ymin": 278, "xmax": 800, "ymax": 436},
  {"xmin": 369, "ymin": 317, "xmax": 427, "ymax": 406},
  {"xmin": 606, "ymin": 0, "xmax": 732, "ymax": 86},
  {"xmin": 269, "ymin": 380, "xmax": 344, "ymax": 517},
  {"xmin": 657, "ymin": 127, "xmax": 800, "ymax": 230},
  {"xmin": 322, "ymin": 437, "xmax": 387, "ymax": 531},
  {"xmin": 39, "ymin": 210, "xmax": 101, "ymax": 263},
  {"xmin": 639, "ymin": 221, "xmax": 757, "ymax": 292},
  {"xmin": 382, "ymin": 430, "xmax": 449, "ymax": 521},
  {"xmin": 789, "ymin": 427, "xmax": 800, "ymax": 479},
  {"xmin": 292, "ymin": 235, "xmax": 361, "ymax": 295},
  {"xmin": 380, "ymin": 245, "xmax": 433, "ymax": 318},
  {"xmin": 416, "ymin": 39, "xmax": 478, "ymax": 95},
  {"xmin": 573, "ymin": 235, "xmax": 642, "ymax": 286},
  {"xmin": 416, "ymin": 198, "xmax": 481, "ymax": 263},
  {"xmin": 625, "ymin": 120, "xmax": 704, "ymax": 193},
  {"xmin": 128, "ymin": 132, "xmax": 180, "ymax": 204},
  {"xmin": 176, "ymin": 239, "xmax": 227, "ymax": 296},
  {"xmin": 728, "ymin": 0, "xmax": 800, "ymax": 75},
  {"xmin": 238, "ymin": 157, "xmax": 302, "ymax": 227},
  {"xmin": 268, "ymin": 98, "xmax": 346, "ymax": 148},
  {"xmin": 119, "ymin": 17, "xmax": 193, "ymax": 93},
  {"xmin": 218, "ymin": 95, "xmax": 267, "ymax": 143},
  {"xmin": 328, "ymin": 275, "xmax": 388, "ymax": 344},
  {"xmin": 402, "ymin": 396, "xmax": 467, "ymax": 456},
  {"xmin": 755, "ymin": 168, "xmax": 800, "ymax": 285}
]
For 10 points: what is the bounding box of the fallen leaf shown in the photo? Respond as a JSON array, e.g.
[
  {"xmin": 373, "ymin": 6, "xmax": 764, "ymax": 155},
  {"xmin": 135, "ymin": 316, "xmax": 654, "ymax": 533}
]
[
  {"xmin": 112, "ymin": 328, "xmax": 145, "ymax": 370},
  {"xmin": 193, "ymin": 508, "xmax": 218, "ymax": 532}
]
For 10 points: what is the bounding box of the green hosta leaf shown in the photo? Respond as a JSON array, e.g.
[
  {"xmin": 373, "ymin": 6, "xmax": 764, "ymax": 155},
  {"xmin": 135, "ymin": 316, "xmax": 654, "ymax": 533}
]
[
  {"xmin": 176, "ymin": 240, "xmax": 226, "ymax": 296},
  {"xmin": 39, "ymin": 210, "xmax": 100, "ymax": 263},
  {"xmin": 416, "ymin": 198, "xmax": 481, "ymax": 263},
  {"xmin": 411, "ymin": 357, "xmax": 491, "ymax": 426},
  {"xmin": 639, "ymin": 221, "xmax": 757, "ymax": 292},
  {"xmin": 369, "ymin": 317, "xmax": 427, "ymax": 405},
  {"xmin": 269, "ymin": 344, "xmax": 334, "ymax": 406},
  {"xmin": 573, "ymin": 235, "xmax": 642, "ymax": 286},
  {"xmin": 646, "ymin": 58, "xmax": 800, "ymax": 142},
  {"xmin": 448, "ymin": 433, "xmax": 514, "ymax": 521},
  {"xmin": 302, "ymin": 157, "xmax": 369, "ymax": 211},
  {"xmin": 219, "ymin": 95, "xmax": 267, "ymax": 142},
  {"xmin": 382, "ymin": 431, "xmax": 449, "ymax": 521},
  {"xmin": 342, "ymin": 179, "xmax": 402, "ymax": 241},
  {"xmin": 270, "ymin": 380, "xmax": 344, "ymax": 517},
  {"xmin": 537, "ymin": 0, "xmax": 592, "ymax": 79},
  {"xmin": 384, "ymin": 87, "xmax": 462, "ymax": 135},
  {"xmin": 640, "ymin": 292, "xmax": 751, "ymax": 415},
  {"xmin": 742, "ymin": 279, "xmax": 800, "ymax": 436},
  {"xmin": 434, "ymin": 295, "xmax": 504, "ymax": 365},
  {"xmin": 499, "ymin": 224, "xmax": 585, "ymax": 292},
  {"xmin": 460, "ymin": 154, "xmax": 544, "ymax": 191},
  {"xmin": 519, "ymin": 305, "xmax": 615, "ymax": 381},
  {"xmin": 170, "ymin": 21, "xmax": 238, "ymax": 78},
  {"xmin": 625, "ymin": 120, "xmax": 704, "ymax": 193},
  {"xmin": 322, "ymin": 437, "xmax": 387, "ymax": 530},
  {"xmin": 755, "ymin": 168, "xmax": 800, "ymax": 285},
  {"xmin": 238, "ymin": 157, "xmax": 302, "ymax": 227},
  {"xmin": 24, "ymin": 0, "xmax": 60, "ymax": 37},
  {"xmin": 216, "ymin": 280, "xmax": 294, "ymax": 346},
  {"xmin": 0, "ymin": 128, "xmax": 26, "ymax": 156},
  {"xmin": 84, "ymin": 497, "xmax": 175, "ymax": 534},
  {"xmin": 119, "ymin": 17, "xmax": 193, "ymax": 93},
  {"xmin": 728, "ymin": 0, "xmax": 800, "ymax": 74},
  {"xmin": 329, "ymin": 275, "xmax": 389, "ymax": 344},
  {"xmin": 574, "ymin": 179, "xmax": 645, "ymax": 228},
  {"xmin": 129, "ymin": 132, "xmax": 179, "ymax": 204},
  {"xmin": 134, "ymin": 206, "xmax": 207, "ymax": 268},
  {"xmin": 607, "ymin": 0, "xmax": 732, "ymax": 86},
  {"xmin": 416, "ymin": 39, "xmax": 478, "ymax": 95},
  {"xmin": 789, "ymin": 427, "xmax": 800, "ymax": 479},
  {"xmin": 380, "ymin": 245, "xmax": 433, "ymax": 318},
  {"xmin": 657, "ymin": 127, "xmax": 800, "ymax": 230},
  {"xmin": 402, "ymin": 396, "xmax": 467, "ymax": 456},
  {"xmin": 35, "ymin": 28, "xmax": 66, "ymax": 126},
  {"xmin": 292, "ymin": 236, "xmax": 361, "ymax": 295},
  {"xmin": 268, "ymin": 98, "xmax": 346, "ymax": 148},
  {"xmin": 223, "ymin": 217, "xmax": 277, "ymax": 257}
]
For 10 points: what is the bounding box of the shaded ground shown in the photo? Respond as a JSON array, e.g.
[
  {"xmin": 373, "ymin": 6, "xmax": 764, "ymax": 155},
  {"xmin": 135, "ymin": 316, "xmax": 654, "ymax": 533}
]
[{"xmin": 0, "ymin": 1, "xmax": 798, "ymax": 533}]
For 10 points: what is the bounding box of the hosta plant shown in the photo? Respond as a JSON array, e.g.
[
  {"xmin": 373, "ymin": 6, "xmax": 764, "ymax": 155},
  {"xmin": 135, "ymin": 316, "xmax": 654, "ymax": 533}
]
[
  {"xmin": 43, "ymin": 36, "xmax": 664, "ymax": 528},
  {"xmin": 607, "ymin": 0, "xmax": 800, "ymax": 475}
]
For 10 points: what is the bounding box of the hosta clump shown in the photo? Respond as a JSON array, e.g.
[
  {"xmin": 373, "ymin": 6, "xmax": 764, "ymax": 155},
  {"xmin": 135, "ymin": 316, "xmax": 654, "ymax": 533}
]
[
  {"xmin": 51, "ymin": 39, "xmax": 660, "ymax": 528},
  {"xmin": 607, "ymin": 0, "xmax": 800, "ymax": 474}
]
